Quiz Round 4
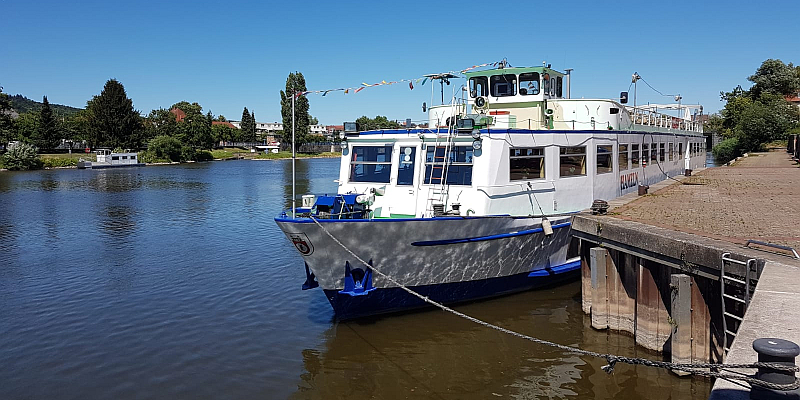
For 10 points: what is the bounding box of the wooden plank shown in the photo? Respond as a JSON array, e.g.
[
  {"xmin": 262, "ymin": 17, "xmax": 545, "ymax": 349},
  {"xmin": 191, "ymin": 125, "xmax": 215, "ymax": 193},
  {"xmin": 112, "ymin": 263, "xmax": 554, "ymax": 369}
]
[{"xmin": 581, "ymin": 240, "xmax": 592, "ymax": 315}]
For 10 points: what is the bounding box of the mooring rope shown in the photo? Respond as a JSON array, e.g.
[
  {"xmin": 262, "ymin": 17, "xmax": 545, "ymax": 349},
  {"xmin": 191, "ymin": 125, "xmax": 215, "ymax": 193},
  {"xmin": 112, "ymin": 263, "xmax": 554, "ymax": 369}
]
[{"xmin": 309, "ymin": 216, "xmax": 800, "ymax": 391}]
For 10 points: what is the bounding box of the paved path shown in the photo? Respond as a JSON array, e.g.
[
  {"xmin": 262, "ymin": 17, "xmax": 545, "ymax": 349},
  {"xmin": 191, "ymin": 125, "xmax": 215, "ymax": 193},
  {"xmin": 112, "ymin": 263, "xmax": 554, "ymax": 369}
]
[{"xmin": 612, "ymin": 150, "xmax": 800, "ymax": 254}]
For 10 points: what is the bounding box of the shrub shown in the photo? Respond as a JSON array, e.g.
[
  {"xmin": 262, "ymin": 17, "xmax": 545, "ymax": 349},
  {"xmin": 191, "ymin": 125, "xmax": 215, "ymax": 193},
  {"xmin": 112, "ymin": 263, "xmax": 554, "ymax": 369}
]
[
  {"xmin": 712, "ymin": 137, "xmax": 741, "ymax": 164},
  {"xmin": 146, "ymin": 135, "xmax": 183, "ymax": 162},
  {"xmin": 3, "ymin": 142, "xmax": 43, "ymax": 170},
  {"xmin": 193, "ymin": 150, "xmax": 213, "ymax": 161}
]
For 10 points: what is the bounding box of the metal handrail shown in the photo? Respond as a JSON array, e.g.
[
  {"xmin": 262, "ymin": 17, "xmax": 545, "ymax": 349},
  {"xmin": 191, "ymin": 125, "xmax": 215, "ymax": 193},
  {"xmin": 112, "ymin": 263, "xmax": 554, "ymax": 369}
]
[{"xmin": 744, "ymin": 239, "xmax": 800, "ymax": 259}]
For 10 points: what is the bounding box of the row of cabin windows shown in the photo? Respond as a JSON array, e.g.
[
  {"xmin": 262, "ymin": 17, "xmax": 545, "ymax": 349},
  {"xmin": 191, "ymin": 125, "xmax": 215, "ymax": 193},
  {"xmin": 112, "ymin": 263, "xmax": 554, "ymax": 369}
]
[
  {"xmin": 110, "ymin": 155, "xmax": 137, "ymax": 161},
  {"xmin": 349, "ymin": 145, "xmax": 474, "ymax": 186},
  {"xmin": 469, "ymin": 73, "xmax": 563, "ymax": 98},
  {"xmin": 349, "ymin": 141, "xmax": 706, "ymax": 185},
  {"xmin": 510, "ymin": 140, "xmax": 705, "ymax": 180}
]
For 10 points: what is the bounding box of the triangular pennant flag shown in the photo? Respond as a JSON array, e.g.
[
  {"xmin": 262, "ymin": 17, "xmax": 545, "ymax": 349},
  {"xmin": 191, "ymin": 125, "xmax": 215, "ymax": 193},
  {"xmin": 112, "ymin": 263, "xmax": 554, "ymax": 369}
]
[
  {"xmin": 322, "ymin": 90, "xmax": 330, "ymax": 96},
  {"xmin": 409, "ymin": 81, "xmax": 414, "ymax": 90},
  {"xmin": 421, "ymin": 78, "xmax": 428, "ymax": 86},
  {"xmin": 362, "ymin": 82, "xmax": 370, "ymax": 87},
  {"xmin": 355, "ymin": 87, "xmax": 364, "ymax": 93},
  {"xmin": 345, "ymin": 88, "xmax": 349, "ymax": 94},
  {"xmin": 381, "ymin": 80, "xmax": 387, "ymax": 84}
]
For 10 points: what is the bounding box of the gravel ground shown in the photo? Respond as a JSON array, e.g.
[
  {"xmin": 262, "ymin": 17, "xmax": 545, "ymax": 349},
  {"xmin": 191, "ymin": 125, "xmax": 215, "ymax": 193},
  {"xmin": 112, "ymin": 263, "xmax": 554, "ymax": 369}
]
[{"xmin": 613, "ymin": 150, "xmax": 800, "ymax": 254}]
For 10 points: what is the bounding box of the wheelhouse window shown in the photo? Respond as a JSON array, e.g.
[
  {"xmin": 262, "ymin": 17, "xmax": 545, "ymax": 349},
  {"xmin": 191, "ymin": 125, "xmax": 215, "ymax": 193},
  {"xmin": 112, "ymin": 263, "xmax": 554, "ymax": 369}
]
[
  {"xmin": 350, "ymin": 145, "xmax": 392, "ymax": 183},
  {"xmin": 490, "ymin": 74, "xmax": 517, "ymax": 97},
  {"xmin": 469, "ymin": 76, "xmax": 488, "ymax": 98},
  {"xmin": 631, "ymin": 144, "xmax": 640, "ymax": 167},
  {"xmin": 597, "ymin": 145, "xmax": 613, "ymax": 174},
  {"xmin": 619, "ymin": 144, "xmax": 629, "ymax": 171},
  {"xmin": 518, "ymin": 72, "xmax": 540, "ymax": 95},
  {"xmin": 556, "ymin": 76, "xmax": 563, "ymax": 97},
  {"xmin": 550, "ymin": 78, "xmax": 556, "ymax": 96},
  {"xmin": 510, "ymin": 147, "xmax": 545, "ymax": 180},
  {"xmin": 560, "ymin": 146, "xmax": 586, "ymax": 177},
  {"xmin": 397, "ymin": 147, "xmax": 416, "ymax": 186},
  {"xmin": 424, "ymin": 146, "xmax": 473, "ymax": 185}
]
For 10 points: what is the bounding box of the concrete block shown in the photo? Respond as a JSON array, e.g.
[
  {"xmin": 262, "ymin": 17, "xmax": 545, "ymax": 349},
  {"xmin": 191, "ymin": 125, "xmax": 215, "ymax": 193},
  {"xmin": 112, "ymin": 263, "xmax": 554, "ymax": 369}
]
[
  {"xmin": 671, "ymin": 274, "xmax": 692, "ymax": 365},
  {"xmin": 590, "ymin": 247, "xmax": 609, "ymax": 329}
]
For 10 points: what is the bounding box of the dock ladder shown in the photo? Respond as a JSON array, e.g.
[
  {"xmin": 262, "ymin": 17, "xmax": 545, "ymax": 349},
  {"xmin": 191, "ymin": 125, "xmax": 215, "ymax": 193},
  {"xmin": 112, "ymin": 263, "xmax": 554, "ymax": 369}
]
[{"xmin": 720, "ymin": 253, "xmax": 758, "ymax": 354}]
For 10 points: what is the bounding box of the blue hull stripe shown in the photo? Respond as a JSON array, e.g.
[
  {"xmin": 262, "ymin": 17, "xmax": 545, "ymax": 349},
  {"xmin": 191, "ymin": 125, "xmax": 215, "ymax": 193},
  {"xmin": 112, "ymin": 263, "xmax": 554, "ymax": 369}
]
[
  {"xmin": 528, "ymin": 259, "xmax": 582, "ymax": 277},
  {"xmin": 323, "ymin": 268, "xmax": 579, "ymax": 320},
  {"xmin": 351, "ymin": 128, "xmax": 703, "ymax": 138},
  {"xmin": 410, "ymin": 222, "xmax": 571, "ymax": 246}
]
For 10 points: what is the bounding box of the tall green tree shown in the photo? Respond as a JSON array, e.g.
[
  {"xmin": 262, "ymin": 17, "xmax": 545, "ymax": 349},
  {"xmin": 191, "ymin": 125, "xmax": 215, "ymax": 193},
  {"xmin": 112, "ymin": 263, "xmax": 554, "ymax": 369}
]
[
  {"xmin": 172, "ymin": 102, "xmax": 213, "ymax": 149},
  {"xmin": 748, "ymin": 59, "xmax": 800, "ymax": 99},
  {"xmin": 280, "ymin": 72, "xmax": 310, "ymax": 146},
  {"xmin": 14, "ymin": 112, "xmax": 39, "ymax": 144},
  {"xmin": 240, "ymin": 107, "xmax": 255, "ymax": 142},
  {"xmin": 0, "ymin": 86, "xmax": 14, "ymax": 148},
  {"xmin": 34, "ymin": 96, "xmax": 60, "ymax": 150},
  {"xmin": 86, "ymin": 79, "xmax": 143, "ymax": 149},
  {"xmin": 143, "ymin": 108, "xmax": 179, "ymax": 139}
]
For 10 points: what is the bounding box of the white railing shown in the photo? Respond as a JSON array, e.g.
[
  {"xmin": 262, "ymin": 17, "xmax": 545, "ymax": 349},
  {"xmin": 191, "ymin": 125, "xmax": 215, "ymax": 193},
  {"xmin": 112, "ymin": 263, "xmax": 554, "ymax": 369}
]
[{"xmin": 627, "ymin": 107, "xmax": 703, "ymax": 133}]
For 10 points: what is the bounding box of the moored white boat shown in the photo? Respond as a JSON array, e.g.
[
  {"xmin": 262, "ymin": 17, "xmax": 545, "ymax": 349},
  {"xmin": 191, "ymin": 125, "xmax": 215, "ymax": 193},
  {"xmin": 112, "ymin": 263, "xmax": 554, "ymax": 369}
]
[
  {"xmin": 275, "ymin": 62, "xmax": 707, "ymax": 319},
  {"xmin": 77, "ymin": 149, "xmax": 144, "ymax": 169}
]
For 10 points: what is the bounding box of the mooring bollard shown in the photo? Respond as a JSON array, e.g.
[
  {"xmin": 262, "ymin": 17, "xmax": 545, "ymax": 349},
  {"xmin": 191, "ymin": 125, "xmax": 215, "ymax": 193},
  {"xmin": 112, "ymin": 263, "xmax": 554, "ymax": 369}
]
[
  {"xmin": 637, "ymin": 185, "xmax": 649, "ymax": 196},
  {"xmin": 750, "ymin": 338, "xmax": 800, "ymax": 400}
]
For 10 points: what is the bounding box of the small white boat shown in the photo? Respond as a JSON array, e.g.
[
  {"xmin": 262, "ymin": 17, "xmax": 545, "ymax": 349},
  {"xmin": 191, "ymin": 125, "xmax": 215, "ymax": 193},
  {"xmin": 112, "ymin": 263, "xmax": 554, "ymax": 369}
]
[
  {"xmin": 275, "ymin": 62, "xmax": 707, "ymax": 319},
  {"xmin": 77, "ymin": 149, "xmax": 144, "ymax": 169}
]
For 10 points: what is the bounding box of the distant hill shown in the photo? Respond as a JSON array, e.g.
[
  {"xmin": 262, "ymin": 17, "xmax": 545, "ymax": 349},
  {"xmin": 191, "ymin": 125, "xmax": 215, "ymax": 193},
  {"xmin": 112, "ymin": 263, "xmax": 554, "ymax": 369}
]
[{"xmin": 9, "ymin": 94, "xmax": 84, "ymax": 117}]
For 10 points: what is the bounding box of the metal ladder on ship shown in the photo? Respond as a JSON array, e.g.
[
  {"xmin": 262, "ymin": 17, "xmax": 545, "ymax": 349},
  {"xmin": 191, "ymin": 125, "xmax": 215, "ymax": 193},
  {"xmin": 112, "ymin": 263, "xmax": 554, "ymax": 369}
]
[
  {"xmin": 720, "ymin": 252, "xmax": 758, "ymax": 354},
  {"xmin": 425, "ymin": 125, "xmax": 456, "ymax": 216}
]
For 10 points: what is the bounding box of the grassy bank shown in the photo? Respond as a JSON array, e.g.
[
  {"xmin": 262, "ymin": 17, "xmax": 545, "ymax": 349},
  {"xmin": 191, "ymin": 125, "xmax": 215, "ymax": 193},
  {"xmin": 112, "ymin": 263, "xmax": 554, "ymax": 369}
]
[
  {"xmin": 253, "ymin": 151, "xmax": 340, "ymax": 160},
  {"xmin": 39, "ymin": 153, "xmax": 96, "ymax": 168}
]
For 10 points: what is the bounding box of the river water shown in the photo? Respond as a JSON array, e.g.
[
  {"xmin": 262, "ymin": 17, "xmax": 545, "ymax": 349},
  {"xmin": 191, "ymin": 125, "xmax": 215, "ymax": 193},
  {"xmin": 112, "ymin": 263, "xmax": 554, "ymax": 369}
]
[{"xmin": 0, "ymin": 159, "xmax": 711, "ymax": 399}]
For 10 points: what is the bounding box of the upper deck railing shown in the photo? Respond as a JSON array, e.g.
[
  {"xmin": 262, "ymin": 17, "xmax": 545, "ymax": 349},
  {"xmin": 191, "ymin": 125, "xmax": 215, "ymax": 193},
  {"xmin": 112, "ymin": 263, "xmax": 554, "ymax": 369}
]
[{"xmin": 627, "ymin": 106, "xmax": 704, "ymax": 133}]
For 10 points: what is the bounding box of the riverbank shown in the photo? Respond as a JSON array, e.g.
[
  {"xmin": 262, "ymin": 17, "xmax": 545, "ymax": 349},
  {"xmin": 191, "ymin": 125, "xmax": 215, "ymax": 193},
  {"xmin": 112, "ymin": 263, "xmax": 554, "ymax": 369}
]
[{"xmin": 0, "ymin": 151, "xmax": 341, "ymax": 171}]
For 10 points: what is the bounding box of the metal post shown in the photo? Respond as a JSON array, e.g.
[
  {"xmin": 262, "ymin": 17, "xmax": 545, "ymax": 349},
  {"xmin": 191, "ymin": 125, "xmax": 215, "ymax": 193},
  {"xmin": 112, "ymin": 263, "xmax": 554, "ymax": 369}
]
[{"xmin": 292, "ymin": 92, "xmax": 296, "ymax": 217}]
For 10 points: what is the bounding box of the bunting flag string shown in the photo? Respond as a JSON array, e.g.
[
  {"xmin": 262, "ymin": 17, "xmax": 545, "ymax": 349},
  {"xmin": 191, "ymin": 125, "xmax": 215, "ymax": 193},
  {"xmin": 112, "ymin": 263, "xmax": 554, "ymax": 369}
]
[{"xmin": 293, "ymin": 61, "xmax": 503, "ymax": 98}]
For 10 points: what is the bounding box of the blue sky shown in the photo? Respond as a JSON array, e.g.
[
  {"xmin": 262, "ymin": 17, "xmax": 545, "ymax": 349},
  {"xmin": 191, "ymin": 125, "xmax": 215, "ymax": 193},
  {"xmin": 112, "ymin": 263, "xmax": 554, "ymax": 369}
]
[{"xmin": 1, "ymin": 0, "xmax": 798, "ymax": 125}]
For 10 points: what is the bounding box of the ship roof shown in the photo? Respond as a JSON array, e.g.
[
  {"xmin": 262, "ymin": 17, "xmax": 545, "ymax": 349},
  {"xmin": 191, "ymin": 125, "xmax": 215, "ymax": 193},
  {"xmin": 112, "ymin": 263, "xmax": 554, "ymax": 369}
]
[{"xmin": 464, "ymin": 66, "xmax": 564, "ymax": 78}]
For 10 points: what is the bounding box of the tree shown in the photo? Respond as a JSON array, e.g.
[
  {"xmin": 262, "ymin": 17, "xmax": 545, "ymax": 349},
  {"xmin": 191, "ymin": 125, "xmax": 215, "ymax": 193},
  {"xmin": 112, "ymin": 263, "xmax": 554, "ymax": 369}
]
[
  {"xmin": 177, "ymin": 104, "xmax": 213, "ymax": 149},
  {"xmin": 0, "ymin": 86, "xmax": 14, "ymax": 148},
  {"xmin": 280, "ymin": 72, "xmax": 311, "ymax": 146},
  {"xmin": 240, "ymin": 107, "xmax": 255, "ymax": 142},
  {"xmin": 34, "ymin": 96, "xmax": 60, "ymax": 150},
  {"xmin": 14, "ymin": 112, "xmax": 39, "ymax": 143},
  {"xmin": 734, "ymin": 94, "xmax": 799, "ymax": 152},
  {"xmin": 86, "ymin": 79, "xmax": 143, "ymax": 149},
  {"xmin": 355, "ymin": 115, "xmax": 402, "ymax": 131},
  {"xmin": 748, "ymin": 59, "xmax": 800, "ymax": 99},
  {"xmin": 143, "ymin": 108, "xmax": 179, "ymax": 139},
  {"xmin": 212, "ymin": 124, "xmax": 238, "ymax": 144},
  {"xmin": 309, "ymin": 116, "xmax": 319, "ymax": 125},
  {"xmin": 2, "ymin": 141, "xmax": 42, "ymax": 170}
]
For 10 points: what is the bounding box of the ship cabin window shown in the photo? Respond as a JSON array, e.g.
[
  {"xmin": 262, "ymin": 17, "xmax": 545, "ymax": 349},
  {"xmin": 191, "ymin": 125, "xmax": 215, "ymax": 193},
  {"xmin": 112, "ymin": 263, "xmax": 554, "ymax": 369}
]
[
  {"xmin": 659, "ymin": 143, "xmax": 666, "ymax": 162},
  {"xmin": 669, "ymin": 143, "xmax": 674, "ymax": 161},
  {"xmin": 678, "ymin": 143, "xmax": 683, "ymax": 159},
  {"xmin": 550, "ymin": 78, "xmax": 556, "ymax": 96},
  {"xmin": 397, "ymin": 147, "xmax": 416, "ymax": 186},
  {"xmin": 350, "ymin": 145, "xmax": 393, "ymax": 183},
  {"xmin": 650, "ymin": 142, "xmax": 658, "ymax": 163},
  {"xmin": 631, "ymin": 144, "xmax": 640, "ymax": 167},
  {"xmin": 131, "ymin": 155, "xmax": 137, "ymax": 160},
  {"xmin": 642, "ymin": 143, "xmax": 649, "ymax": 166},
  {"xmin": 112, "ymin": 156, "xmax": 119, "ymax": 160},
  {"xmin": 619, "ymin": 144, "xmax": 629, "ymax": 171},
  {"xmin": 510, "ymin": 147, "xmax": 545, "ymax": 180},
  {"xmin": 556, "ymin": 76, "xmax": 563, "ymax": 97},
  {"xmin": 424, "ymin": 146, "xmax": 473, "ymax": 185},
  {"xmin": 597, "ymin": 145, "xmax": 613, "ymax": 174},
  {"xmin": 518, "ymin": 73, "xmax": 540, "ymax": 95},
  {"xmin": 490, "ymin": 74, "xmax": 517, "ymax": 97},
  {"xmin": 559, "ymin": 146, "xmax": 586, "ymax": 177},
  {"xmin": 469, "ymin": 76, "xmax": 488, "ymax": 98}
]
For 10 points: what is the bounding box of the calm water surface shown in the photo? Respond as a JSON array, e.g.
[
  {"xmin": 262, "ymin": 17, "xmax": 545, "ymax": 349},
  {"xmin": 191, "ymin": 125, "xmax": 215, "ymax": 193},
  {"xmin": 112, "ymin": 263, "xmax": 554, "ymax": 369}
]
[{"xmin": 0, "ymin": 159, "xmax": 711, "ymax": 399}]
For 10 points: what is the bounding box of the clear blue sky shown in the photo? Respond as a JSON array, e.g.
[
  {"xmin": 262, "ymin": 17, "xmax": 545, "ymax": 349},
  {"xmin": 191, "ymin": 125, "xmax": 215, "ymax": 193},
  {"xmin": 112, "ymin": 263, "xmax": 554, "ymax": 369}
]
[{"xmin": 2, "ymin": 0, "xmax": 798, "ymax": 125}]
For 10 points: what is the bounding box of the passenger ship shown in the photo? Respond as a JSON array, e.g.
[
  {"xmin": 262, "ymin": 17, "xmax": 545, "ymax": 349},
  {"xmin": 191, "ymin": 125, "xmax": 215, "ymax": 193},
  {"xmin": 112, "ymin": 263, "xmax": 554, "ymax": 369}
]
[{"xmin": 275, "ymin": 63, "xmax": 707, "ymax": 319}]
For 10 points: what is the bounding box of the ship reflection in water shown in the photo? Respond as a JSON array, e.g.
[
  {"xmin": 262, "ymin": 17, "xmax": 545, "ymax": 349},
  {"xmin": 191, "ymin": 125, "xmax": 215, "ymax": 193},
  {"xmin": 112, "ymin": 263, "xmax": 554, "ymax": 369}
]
[{"xmin": 292, "ymin": 281, "xmax": 709, "ymax": 400}]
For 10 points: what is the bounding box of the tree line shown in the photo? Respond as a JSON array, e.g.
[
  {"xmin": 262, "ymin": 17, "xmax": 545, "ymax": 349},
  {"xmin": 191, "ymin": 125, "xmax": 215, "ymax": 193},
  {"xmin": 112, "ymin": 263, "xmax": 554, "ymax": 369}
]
[{"xmin": 708, "ymin": 59, "xmax": 800, "ymax": 162}]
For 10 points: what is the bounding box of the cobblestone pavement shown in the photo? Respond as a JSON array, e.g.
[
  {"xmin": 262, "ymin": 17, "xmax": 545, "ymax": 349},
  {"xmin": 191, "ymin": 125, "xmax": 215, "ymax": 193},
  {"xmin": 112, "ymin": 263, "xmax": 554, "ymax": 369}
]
[{"xmin": 613, "ymin": 150, "xmax": 800, "ymax": 254}]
